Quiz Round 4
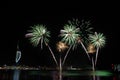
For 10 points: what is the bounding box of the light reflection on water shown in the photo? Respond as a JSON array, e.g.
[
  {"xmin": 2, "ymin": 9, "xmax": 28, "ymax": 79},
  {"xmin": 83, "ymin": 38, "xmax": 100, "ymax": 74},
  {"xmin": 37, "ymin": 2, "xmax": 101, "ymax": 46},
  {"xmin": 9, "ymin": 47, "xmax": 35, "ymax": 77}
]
[
  {"xmin": 0, "ymin": 70, "xmax": 119, "ymax": 80},
  {"xmin": 13, "ymin": 70, "xmax": 20, "ymax": 80}
]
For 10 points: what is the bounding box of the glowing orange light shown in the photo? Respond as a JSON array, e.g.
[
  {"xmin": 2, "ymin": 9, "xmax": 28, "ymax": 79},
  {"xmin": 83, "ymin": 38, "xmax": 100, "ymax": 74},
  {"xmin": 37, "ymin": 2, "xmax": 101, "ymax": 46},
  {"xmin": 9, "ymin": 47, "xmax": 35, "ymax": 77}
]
[
  {"xmin": 56, "ymin": 41, "xmax": 68, "ymax": 52},
  {"xmin": 87, "ymin": 43, "xmax": 96, "ymax": 54}
]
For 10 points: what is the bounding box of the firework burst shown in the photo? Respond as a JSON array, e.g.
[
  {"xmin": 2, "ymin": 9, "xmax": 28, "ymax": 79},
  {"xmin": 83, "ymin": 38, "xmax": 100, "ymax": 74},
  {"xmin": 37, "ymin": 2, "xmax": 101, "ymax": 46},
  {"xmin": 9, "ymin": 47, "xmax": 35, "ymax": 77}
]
[
  {"xmin": 59, "ymin": 21, "xmax": 80, "ymax": 65},
  {"xmin": 68, "ymin": 19, "xmax": 93, "ymax": 44},
  {"xmin": 89, "ymin": 32, "xmax": 106, "ymax": 48},
  {"xmin": 89, "ymin": 32, "xmax": 106, "ymax": 66},
  {"xmin": 25, "ymin": 24, "xmax": 58, "ymax": 65},
  {"xmin": 79, "ymin": 20, "xmax": 93, "ymax": 43},
  {"xmin": 56, "ymin": 41, "xmax": 68, "ymax": 52},
  {"xmin": 25, "ymin": 24, "xmax": 50, "ymax": 48},
  {"xmin": 60, "ymin": 24, "xmax": 80, "ymax": 46}
]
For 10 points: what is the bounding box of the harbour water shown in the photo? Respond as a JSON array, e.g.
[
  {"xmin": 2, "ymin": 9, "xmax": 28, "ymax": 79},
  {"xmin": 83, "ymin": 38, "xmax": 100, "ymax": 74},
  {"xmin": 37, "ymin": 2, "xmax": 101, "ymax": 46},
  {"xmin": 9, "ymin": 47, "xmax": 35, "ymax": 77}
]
[{"xmin": 0, "ymin": 69, "xmax": 118, "ymax": 80}]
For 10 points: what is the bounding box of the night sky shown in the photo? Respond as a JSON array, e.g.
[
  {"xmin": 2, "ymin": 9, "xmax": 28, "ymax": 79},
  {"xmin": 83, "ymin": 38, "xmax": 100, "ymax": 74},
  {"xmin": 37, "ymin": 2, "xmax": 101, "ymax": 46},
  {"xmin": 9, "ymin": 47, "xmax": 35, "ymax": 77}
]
[{"xmin": 0, "ymin": 4, "xmax": 119, "ymax": 70}]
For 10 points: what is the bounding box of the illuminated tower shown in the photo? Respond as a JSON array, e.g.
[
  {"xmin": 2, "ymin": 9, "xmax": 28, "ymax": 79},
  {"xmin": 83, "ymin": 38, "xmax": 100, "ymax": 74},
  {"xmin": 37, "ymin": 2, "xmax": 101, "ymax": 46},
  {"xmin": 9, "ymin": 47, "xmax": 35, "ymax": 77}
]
[{"xmin": 15, "ymin": 41, "xmax": 21, "ymax": 65}]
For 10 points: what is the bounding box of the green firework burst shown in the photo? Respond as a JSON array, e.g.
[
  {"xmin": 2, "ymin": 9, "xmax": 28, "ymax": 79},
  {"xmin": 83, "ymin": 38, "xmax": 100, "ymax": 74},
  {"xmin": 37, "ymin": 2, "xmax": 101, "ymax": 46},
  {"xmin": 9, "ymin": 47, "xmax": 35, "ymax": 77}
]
[
  {"xmin": 26, "ymin": 24, "xmax": 50, "ymax": 48},
  {"xmin": 89, "ymin": 32, "xmax": 106, "ymax": 48},
  {"xmin": 60, "ymin": 24, "xmax": 80, "ymax": 46},
  {"xmin": 68, "ymin": 19, "xmax": 93, "ymax": 44},
  {"xmin": 79, "ymin": 20, "xmax": 93, "ymax": 43}
]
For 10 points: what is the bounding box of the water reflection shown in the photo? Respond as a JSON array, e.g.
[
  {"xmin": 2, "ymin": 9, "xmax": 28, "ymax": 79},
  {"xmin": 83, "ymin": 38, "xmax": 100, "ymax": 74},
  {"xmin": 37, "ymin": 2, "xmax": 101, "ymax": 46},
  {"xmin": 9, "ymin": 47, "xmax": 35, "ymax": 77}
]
[
  {"xmin": 0, "ymin": 70, "xmax": 119, "ymax": 80},
  {"xmin": 13, "ymin": 69, "xmax": 20, "ymax": 80}
]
